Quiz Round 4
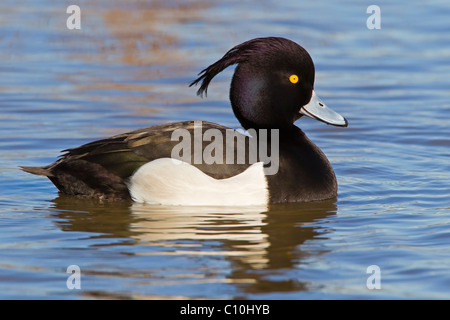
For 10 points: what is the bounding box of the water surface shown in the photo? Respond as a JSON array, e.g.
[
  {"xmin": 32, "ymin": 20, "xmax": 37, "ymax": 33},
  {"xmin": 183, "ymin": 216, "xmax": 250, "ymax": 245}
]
[{"xmin": 1, "ymin": 0, "xmax": 449, "ymax": 299}]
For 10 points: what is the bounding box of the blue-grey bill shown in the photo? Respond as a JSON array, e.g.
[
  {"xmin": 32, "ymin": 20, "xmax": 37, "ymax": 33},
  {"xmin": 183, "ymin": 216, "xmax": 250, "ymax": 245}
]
[{"xmin": 300, "ymin": 91, "xmax": 348, "ymax": 127}]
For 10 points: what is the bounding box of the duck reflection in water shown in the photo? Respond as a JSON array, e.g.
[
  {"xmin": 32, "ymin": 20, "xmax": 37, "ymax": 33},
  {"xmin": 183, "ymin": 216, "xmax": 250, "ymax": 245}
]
[{"xmin": 49, "ymin": 196, "xmax": 337, "ymax": 295}]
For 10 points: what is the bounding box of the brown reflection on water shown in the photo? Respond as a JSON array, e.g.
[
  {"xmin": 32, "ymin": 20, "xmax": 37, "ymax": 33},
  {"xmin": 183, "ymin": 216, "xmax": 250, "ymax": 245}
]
[
  {"xmin": 50, "ymin": 196, "xmax": 336, "ymax": 297},
  {"xmin": 53, "ymin": 1, "xmax": 211, "ymax": 66},
  {"xmin": 99, "ymin": 1, "xmax": 209, "ymax": 66}
]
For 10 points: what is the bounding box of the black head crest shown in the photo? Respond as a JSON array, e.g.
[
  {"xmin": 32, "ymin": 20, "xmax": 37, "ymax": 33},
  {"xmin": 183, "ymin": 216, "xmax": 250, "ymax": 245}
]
[{"xmin": 189, "ymin": 37, "xmax": 293, "ymax": 97}]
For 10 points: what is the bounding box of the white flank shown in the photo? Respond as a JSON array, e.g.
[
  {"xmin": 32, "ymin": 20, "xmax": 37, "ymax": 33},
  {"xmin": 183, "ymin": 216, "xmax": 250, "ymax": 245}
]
[{"xmin": 128, "ymin": 158, "xmax": 269, "ymax": 206}]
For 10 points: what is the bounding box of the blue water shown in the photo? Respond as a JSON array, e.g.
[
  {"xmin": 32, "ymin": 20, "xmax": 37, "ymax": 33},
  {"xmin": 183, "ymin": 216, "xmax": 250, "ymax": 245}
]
[{"xmin": 0, "ymin": 0, "xmax": 449, "ymax": 299}]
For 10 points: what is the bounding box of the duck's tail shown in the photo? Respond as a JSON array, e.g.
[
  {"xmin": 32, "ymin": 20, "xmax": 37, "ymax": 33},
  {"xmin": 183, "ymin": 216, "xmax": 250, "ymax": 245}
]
[{"xmin": 20, "ymin": 166, "xmax": 54, "ymax": 177}]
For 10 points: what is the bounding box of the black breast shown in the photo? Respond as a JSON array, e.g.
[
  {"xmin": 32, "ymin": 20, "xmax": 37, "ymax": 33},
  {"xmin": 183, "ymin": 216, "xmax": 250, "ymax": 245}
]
[{"xmin": 266, "ymin": 127, "xmax": 337, "ymax": 203}]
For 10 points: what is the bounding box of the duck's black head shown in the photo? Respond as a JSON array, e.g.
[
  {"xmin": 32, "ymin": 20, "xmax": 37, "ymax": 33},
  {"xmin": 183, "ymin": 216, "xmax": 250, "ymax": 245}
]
[{"xmin": 190, "ymin": 37, "xmax": 347, "ymax": 130}]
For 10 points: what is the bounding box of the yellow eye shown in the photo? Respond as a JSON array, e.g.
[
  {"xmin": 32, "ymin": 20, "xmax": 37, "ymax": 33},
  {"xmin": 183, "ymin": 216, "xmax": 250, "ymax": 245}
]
[{"xmin": 289, "ymin": 74, "xmax": 299, "ymax": 84}]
